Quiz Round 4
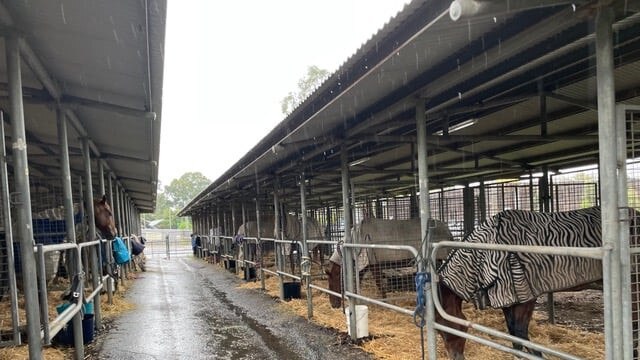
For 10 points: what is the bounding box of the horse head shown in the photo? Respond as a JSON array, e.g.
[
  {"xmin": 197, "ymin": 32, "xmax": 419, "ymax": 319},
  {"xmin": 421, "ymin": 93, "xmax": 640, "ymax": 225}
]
[
  {"xmin": 94, "ymin": 195, "xmax": 117, "ymax": 240},
  {"xmin": 435, "ymin": 282, "xmax": 468, "ymax": 360},
  {"xmin": 325, "ymin": 248, "xmax": 343, "ymax": 308}
]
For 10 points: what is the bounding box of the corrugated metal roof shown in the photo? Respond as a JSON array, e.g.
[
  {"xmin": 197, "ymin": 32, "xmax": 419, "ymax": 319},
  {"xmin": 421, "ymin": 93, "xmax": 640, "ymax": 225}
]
[
  {"xmin": 0, "ymin": 0, "xmax": 166, "ymax": 212},
  {"xmin": 180, "ymin": 0, "xmax": 640, "ymax": 216}
]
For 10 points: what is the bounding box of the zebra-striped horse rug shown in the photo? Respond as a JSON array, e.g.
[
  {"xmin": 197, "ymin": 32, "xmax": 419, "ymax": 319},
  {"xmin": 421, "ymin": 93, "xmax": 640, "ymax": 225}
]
[{"xmin": 438, "ymin": 207, "xmax": 603, "ymax": 308}]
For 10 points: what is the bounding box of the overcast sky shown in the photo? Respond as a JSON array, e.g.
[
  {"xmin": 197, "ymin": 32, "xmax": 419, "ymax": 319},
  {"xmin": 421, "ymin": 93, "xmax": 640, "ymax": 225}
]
[{"xmin": 158, "ymin": 0, "xmax": 411, "ymax": 186}]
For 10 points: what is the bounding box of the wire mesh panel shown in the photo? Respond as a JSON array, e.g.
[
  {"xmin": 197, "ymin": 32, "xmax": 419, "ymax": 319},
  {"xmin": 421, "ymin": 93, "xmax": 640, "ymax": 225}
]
[
  {"xmin": 626, "ymin": 108, "xmax": 640, "ymax": 359},
  {"xmin": 430, "ymin": 188, "xmax": 465, "ymax": 239},
  {"xmin": 0, "ymin": 183, "xmax": 19, "ymax": 346}
]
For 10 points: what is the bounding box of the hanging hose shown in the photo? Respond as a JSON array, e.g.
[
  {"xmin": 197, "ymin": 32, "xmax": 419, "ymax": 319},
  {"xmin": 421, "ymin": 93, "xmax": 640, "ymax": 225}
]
[
  {"xmin": 414, "ymin": 219, "xmax": 436, "ymax": 360},
  {"xmin": 413, "ymin": 271, "xmax": 431, "ymax": 327}
]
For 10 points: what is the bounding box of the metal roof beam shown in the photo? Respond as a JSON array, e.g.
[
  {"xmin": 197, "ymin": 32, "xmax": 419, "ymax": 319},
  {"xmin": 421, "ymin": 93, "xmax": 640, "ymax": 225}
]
[
  {"xmin": 546, "ymin": 92, "xmax": 598, "ymax": 110},
  {"xmin": 61, "ymin": 95, "xmax": 156, "ymax": 119}
]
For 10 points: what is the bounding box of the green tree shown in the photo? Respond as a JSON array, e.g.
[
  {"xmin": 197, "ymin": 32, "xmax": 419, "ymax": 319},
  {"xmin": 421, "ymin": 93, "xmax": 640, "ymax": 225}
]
[
  {"xmin": 281, "ymin": 65, "xmax": 329, "ymax": 115},
  {"xmin": 164, "ymin": 172, "xmax": 211, "ymax": 211},
  {"xmin": 145, "ymin": 172, "xmax": 210, "ymax": 229}
]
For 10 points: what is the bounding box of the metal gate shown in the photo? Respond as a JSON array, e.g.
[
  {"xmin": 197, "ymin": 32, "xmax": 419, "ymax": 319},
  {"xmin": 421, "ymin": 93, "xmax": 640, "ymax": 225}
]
[{"xmin": 142, "ymin": 229, "xmax": 192, "ymax": 259}]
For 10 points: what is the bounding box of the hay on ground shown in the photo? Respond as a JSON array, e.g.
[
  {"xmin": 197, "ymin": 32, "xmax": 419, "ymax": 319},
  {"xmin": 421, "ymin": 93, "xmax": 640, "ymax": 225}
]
[
  {"xmin": 248, "ymin": 272, "xmax": 605, "ymax": 359},
  {"xmin": 0, "ymin": 275, "xmax": 137, "ymax": 360}
]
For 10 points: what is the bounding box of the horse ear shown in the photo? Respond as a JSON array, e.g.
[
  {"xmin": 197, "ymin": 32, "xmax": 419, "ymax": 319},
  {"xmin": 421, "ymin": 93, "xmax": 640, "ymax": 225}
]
[{"xmin": 101, "ymin": 194, "xmax": 107, "ymax": 203}]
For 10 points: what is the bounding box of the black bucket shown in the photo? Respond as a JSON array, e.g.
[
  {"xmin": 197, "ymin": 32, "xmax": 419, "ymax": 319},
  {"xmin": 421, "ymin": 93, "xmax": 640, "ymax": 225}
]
[
  {"xmin": 227, "ymin": 259, "xmax": 236, "ymax": 273},
  {"xmin": 53, "ymin": 314, "xmax": 95, "ymax": 345},
  {"xmin": 243, "ymin": 266, "xmax": 256, "ymax": 281},
  {"xmin": 283, "ymin": 282, "xmax": 301, "ymax": 300}
]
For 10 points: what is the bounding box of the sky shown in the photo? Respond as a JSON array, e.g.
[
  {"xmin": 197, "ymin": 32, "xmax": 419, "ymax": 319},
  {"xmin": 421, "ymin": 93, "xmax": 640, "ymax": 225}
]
[{"xmin": 158, "ymin": 0, "xmax": 411, "ymax": 187}]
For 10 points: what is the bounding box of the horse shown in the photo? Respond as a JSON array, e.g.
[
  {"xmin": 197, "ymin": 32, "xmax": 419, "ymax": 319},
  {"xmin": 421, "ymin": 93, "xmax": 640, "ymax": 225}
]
[
  {"xmin": 434, "ymin": 207, "xmax": 640, "ymax": 359},
  {"xmin": 93, "ymin": 195, "xmax": 117, "ymax": 240},
  {"xmin": 235, "ymin": 214, "xmax": 327, "ymax": 274},
  {"xmin": 325, "ymin": 218, "xmax": 454, "ymax": 308},
  {"xmin": 130, "ymin": 235, "xmax": 146, "ymax": 272}
]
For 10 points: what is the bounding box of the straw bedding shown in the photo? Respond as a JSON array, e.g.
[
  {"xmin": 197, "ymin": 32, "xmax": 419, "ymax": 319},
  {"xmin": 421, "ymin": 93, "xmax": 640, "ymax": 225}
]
[
  {"xmin": 0, "ymin": 276, "xmax": 136, "ymax": 360},
  {"xmin": 240, "ymin": 273, "xmax": 605, "ymax": 359}
]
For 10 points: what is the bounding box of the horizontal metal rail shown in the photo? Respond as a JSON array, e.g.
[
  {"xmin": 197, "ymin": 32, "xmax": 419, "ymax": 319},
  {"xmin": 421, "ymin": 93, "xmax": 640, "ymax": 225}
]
[
  {"xmin": 32, "ymin": 241, "xmax": 77, "ymax": 254},
  {"xmin": 262, "ymin": 268, "xmax": 279, "ymax": 276},
  {"xmin": 46, "ymin": 302, "xmax": 81, "ymax": 341},
  {"xmin": 344, "ymin": 291, "xmax": 413, "ymax": 316},
  {"xmin": 85, "ymin": 283, "xmax": 104, "ymax": 303},
  {"xmin": 276, "ymin": 270, "xmax": 301, "ymax": 281},
  {"xmin": 342, "ymin": 243, "xmax": 419, "ymax": 258},
  {"xmin": 432, "ymin": 322, "xmax": 542, "ymax": 360},
  {"xmin": 310, "ymin": 283, "xmax": 342, "ymax": 299},
  {"xmin": 433, "ymin": 240, "xmax": 605, "ymax": 259}
]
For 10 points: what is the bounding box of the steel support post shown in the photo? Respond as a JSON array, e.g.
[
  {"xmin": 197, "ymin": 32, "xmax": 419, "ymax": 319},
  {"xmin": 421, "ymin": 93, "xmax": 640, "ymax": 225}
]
[
  {"xmin": 98, "ymin": 161, "xmax": 105, "ymax": 196},
  {"xmin": 125, "ymin": 198, "xmax": 131, "ymax": 237},
  {"xmin": 300, "ymin": 171, "xmax": 312, "ymax": 318},
  {"xmin": 273, "ymin": 180, "xmax": 284, "ymax": 300},
  {"xmin": 107, "ymin": 175, "xmax": 114, "ymax": 222},
  {"xmin": 56, "ymin": 108, "xmax": 84, "ymax": 357},
  {"xmin": 341, "ymin": 145, "xmax": 357, "ymax": 339},
  {"xmin": 478, "ymin": 180, "xmax": 487, "ymax": 223},
  {"xmin": 0, "ymin": 112, "xmax": 21, "ymax": 346},
  {"xmin": 216, "ymin": 204, "xmax": 221, "ymax": 262},
  {"xmin": 540, "ymin": 167, "xmax": 555, "ymax": 323},
  {"xmin": 596, "ymin": 6, "xmax": 622, "ymax": 360},
  {"xmin": 463, "ymin": 185, "xmax": 474, "ymax": 235},
  {"xmin": 106, "ymin": 174, "xmax": 115, "ymax": 305},
  {"xmin": 231, "ymin": 202, "xmax": 237, "ymax": 270},
  {"xmin": 242, "ymin": 203, "xmax": 247, "ymax": 264},
  {"xmin": 7, "ymin": 33, "xmax": 42, "ymax": 359},
  {"xmin": 114, "ymin": 184, "xmax": 121, "ymax": 236},
  {"xmin": 255, "ymin": 182, "xmax": 263, "ymax": 289},
  {"xmin": 81, "ymin": 137, "xmax": 102, "ymax": 329},
  {"xmin": 416, "ymin": 99, "xmax": 437, "ymax": 359}
]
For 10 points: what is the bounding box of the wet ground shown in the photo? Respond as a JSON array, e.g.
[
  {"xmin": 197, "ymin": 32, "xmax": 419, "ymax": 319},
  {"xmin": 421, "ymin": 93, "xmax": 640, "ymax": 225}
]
[{"xmin": 93, "ymin": 257, "xmax": 372, "ymax": 360}]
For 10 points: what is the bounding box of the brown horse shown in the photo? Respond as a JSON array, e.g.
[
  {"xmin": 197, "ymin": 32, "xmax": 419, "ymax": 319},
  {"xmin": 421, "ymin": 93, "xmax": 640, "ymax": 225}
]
[
  {"xmin": 435, "ymin": 282, "xmax": 538, "ymax": 359},
  {"xmin": 435, "ymin": 207, "xmax": 640, "ymax": 359},
  {"xmin": 93, "ymin": 195, "xmax": 117, "ymax": 240}
]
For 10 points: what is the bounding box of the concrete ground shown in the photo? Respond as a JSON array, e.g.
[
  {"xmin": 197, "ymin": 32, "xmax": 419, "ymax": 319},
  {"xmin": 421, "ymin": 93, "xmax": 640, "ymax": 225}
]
[{"xmin": 95, "ymin": 257, "xmax": 371, "ymax": 360}]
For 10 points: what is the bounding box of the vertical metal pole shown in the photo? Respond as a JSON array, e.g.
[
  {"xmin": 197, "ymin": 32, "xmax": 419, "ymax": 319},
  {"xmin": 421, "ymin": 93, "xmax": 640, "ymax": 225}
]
[
  {"xmin": 596, "ymin": 6, "xmax": 621, "ymax": 360},
  {"xmin": 538, "ymin": 167, "xmax": 555, "ymax": 323},
  {"xmin": 300, "ymin": 171, "xmax": 312, "ymax": 318},
  {"xmin": 416, "ymin": 99, "xmax": 436, "ymax": 359},
  {"xmin": 107, "ymin": 175, "xmax": 114, "ymax": 222},
  {"xmin": 231, "ymin": 202, "xmax": 237, "ymax": 273},
  {"xmin": 478, "ymin": 180, "xmax": 486, "ymax": 224},
  {"xmin": 106, "ymin": 174, "xmax": 114, "ymax": 305},
  {"xmin": 0, "ymin": 112, "xmax": 21, "ymax": 346},
  {"xmin": 115, "ymin": 185, "xmax": 122, "ymax": 236},
  {"xmin": 242, "ymin": 202, "xmax": 247, "ymax": 266},
  {"xmin": 273, "ymin": 179, "xmax": 284, "ymax": 299},
  {"xmin": 98, "ymin": 162, "xmax": 105, "ymax": 196},
  {"xmin": 341, "ymin": 144, "xmax": 357, "ymax": 339},
  {"xmin": 6, "ymin": 33, "xmax": 42, "ymax": 359},
  {"xmin": 81, "ymin": 137, "xmax": 102, "ymax": 329},
  {"xmin": 56, "ymin": 108, "xmax": 84, "ymax": 357},
  {"xmin": 529, "ymin": 170, "xmax": 534, "ymax": 211},
  {"xmin": 462, "ymin": 185, "xmax": 474, "ymax": 235},
  {"xmin": 216, "ymin": 204, "xmax": 221, "ymax": 263},
  {"xmin": 255, "ymin": 181, "xmax": 263, "ymax": 287},
  {"xmin": 326, "ymin": 206, "xmax": 332, "ymax": 242},
  {"xmin": 35, "ymin": 245, "xmax": 49, "ymax": 344}
]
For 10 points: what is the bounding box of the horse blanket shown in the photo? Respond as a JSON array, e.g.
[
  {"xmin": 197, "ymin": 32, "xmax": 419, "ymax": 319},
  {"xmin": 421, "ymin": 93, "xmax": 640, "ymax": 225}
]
[{"xmin": 438, "ymin": 207, "xmax": 603, "ymax": 308}]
